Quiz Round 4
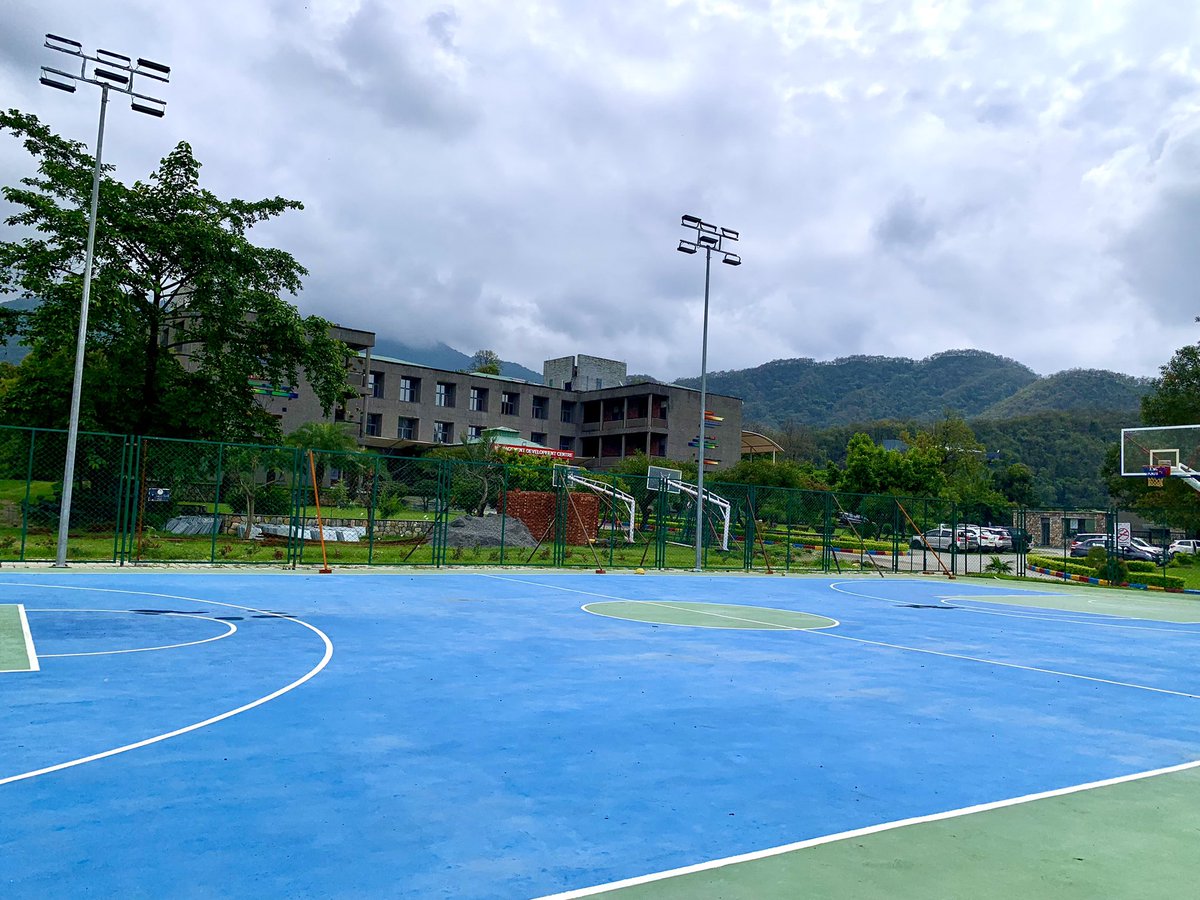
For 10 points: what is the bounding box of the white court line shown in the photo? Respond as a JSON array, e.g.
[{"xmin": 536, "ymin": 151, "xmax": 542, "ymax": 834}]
[
  {"xmin": 0, "ymin": 582, "xmax": 332, "ymax": 787},
  {"xmin": 806, "ymin": 627, "xmax": 1200, "ymax": 700},
  {"xmin": 533, "ymin": 755, "xmax": 1200, "ymax": 899},
  {"xmin": 17, "ymin": 604, "xmax": 39, "ymax": 672},
  {"xmin": 28, "ymin": 608, "xmax": 238, "ymax": 658},
  {"xmin": 582, "ymin": 600, "xmax": 838, "ymax": 631},
  {"xmin": 829, "ymin": 581, "xmax": 1200, "ymax": 636}
]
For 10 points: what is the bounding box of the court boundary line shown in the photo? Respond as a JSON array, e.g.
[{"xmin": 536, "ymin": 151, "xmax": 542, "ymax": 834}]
[
  {"xmin": 829, "ymin": 582, "xmax": 1200, "ymax": 635},
  {"xmin": 30, "ymin": 608, "xmax": 238, "ymax": 658},
  {"xmin": 0, "ymin": 582, "xmax": 332, "ymax": 787},
  {"xmin": 534, "ymin": 755, "xmax": 1200, "ymax": 899},
  {"xmin": 10, "ymin": 603, "xmax": 39, "ymax": 672}
]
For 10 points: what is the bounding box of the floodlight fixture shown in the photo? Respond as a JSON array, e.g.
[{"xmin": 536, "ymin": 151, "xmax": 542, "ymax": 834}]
[
  {"xmin": 675, "ymin": 213, "xmax": 741, "ymax": 571},
  {"xmin": 39, "ymin": 67, "xmax": 77, "ymax": 92},
  {"xmin": 38, "ymin": 33, "xmax": 169, "ymax": 567},
  {"xmin": 45, "ymin": 34, "xmax": 83, "ymax": 54},
  {"xmin": 95, "ymin": 68, "xmax": 130, "ymax": 85},
  {"xmin": 135, "ymin": 57, "xmax": 171, "ymax": 81},
  {"xmin": 96, "ymin": 49, "xmax": 132, "ymax": 67},
  {"xmin": 131, "ymin": 96, "xmax": 166, "ymax": 117}
]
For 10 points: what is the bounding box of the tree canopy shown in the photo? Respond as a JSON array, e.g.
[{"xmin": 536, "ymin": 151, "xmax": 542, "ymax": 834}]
[
  {"xmin": 0, "ymin": 109, "xmax": 350, "ymax": 442},
  {"xmin": 470, "ymin": 349, "xmax": 502, "ymax": 375}
]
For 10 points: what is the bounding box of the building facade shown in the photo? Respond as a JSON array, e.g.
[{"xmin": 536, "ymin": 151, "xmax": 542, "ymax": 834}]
[{"xmin": 258, "ymin": 339, "xmax": 743, "ymax": 472}]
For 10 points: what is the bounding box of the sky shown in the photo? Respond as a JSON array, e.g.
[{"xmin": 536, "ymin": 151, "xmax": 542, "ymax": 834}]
[{"xmin": 1, "ymin": 1, "xmax": 1199, "ymax": 381}]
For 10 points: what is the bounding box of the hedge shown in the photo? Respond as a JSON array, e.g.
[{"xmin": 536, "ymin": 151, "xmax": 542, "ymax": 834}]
[{"xmin": 1027, "ymin": 555, "xmax": 1185, "ymax": 591}]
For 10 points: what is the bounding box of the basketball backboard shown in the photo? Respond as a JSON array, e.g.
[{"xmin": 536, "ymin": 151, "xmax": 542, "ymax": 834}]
[
  {"xmin": 646, "ymin": 465, "xmax": 682, "ymax": 494},
  {"xmin": 551, "ymin": 463, "xmax": 584, "ymax": 488},
  {"xmin": 1120, "ymin": 425, "xmax": 1200, "ymax": 476}
]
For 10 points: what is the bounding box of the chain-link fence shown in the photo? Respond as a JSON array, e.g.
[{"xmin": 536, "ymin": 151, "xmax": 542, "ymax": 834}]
[{"xmin": 0, "ymin": 424, "xmax": 1091, "ymax": 575}]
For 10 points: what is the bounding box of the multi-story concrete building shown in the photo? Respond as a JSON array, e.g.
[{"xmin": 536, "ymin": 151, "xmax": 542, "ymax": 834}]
[{"xmin": 257, "ymin": 334, "xmax": 744, "ymax": 471}]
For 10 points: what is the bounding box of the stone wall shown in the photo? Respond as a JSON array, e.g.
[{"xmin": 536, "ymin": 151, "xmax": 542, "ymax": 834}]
[{"xmin": 504, "ymin": 490, "xmax": 599, "ymax": 545}]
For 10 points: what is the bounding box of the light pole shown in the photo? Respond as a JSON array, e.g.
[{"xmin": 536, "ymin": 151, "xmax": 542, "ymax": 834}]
[
  {"xmin": 38, "ymin": 34, "xmax": 169, "ymax": 567},
  {"xmin": 677, "ymin": 215, "xmax": 740, "ymax": 572}
]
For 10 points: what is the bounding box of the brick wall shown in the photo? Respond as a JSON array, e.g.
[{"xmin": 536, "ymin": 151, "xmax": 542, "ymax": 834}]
[{"xmin": 504, "ymin": 490, "xmax": 599, "ymax": 545}]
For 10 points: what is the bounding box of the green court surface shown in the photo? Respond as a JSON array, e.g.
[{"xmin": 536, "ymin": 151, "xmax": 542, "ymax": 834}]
[
  {"xmin": 955, "ymin": 583, "xmax": 1200, "ymax": 623},
  {"xmin": 582, "ymin": 601, "xmax": 836, "ymax": 630},
  {"xmin": 589, "ymin": 764, "xmax": 1200, "ymax": 898},
  {"xmin": 0, "ymin": 604, "xmax": 35, "ymax": 672}
]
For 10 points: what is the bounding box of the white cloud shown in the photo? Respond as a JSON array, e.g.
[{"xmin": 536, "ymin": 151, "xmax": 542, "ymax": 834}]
[{"xmin": 2, "ymin": 0, "xmax": 1200, "ymax": 384}]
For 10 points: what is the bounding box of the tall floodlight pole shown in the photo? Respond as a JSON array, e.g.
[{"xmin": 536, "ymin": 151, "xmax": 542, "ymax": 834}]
[
  {"xmin": 38, "ymin": 34, "xmax": 169, "ymax": 567},
  {"xmin": 677, "ymin": 216, "xmax": 741, "ymax": 572}
]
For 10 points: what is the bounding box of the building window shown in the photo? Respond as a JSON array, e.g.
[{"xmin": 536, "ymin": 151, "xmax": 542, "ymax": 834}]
[
  {"xmin": 596, "ymin": 378, "xmax": 602, "ymax": 389},
  {"xmin": 532, "ymin": 395, "xmax": 549, "ymax": 420},
  {"xmin": 400, "ymin": 376, "xmax": 420, "ymax": 403},
  {"xmin": 435, "ymin": 382, "xmax": 456, "ymax": 408},
  {"xmin": 560, "ymin": 401, "xmax": 576, "ymax": 424},
  {"xmin": 433, "ymin": 421, "xmax": 453, "ymax": 444},
  {"xmin": 501, "ymin": 391, "xmax": 519, "ymax": 415},
  {"xmin": 531, "ymin": 432, "xmax": 547, "ymax": 446},
  {"xmin": 559, "ymin": 436, "xmax": 574, "ymax": 453},
  {"xmin": 369, "ymin": 370, "xmax": 385, "ymax": 399},
  {"xmin": 366, "ymin": 413, "xmax": 382, "ymax": 437},
  {"xmin": 467, "ymin": 424, "xmax": 484, "ymax": 440},
  {"xmin": 397, "ymin": 417, "xmax": 417, "ymax": 440},
  {"xmin": 469, "ymin": 387, "xmax": 488, "ymax": 412}
]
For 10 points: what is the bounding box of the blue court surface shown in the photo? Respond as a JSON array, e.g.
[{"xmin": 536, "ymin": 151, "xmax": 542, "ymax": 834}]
[{"xmin": 2, "ymin": 571, "xmax": 1200, "ymax": 898}]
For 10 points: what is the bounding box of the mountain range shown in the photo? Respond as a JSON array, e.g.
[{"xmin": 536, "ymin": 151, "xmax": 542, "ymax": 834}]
[{"xmin": 673, "ymin": 349, "xmax": 1152, "ymax": 426}]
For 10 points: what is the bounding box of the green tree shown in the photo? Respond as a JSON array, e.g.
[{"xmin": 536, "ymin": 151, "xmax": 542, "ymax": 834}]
[
  {"xmin": 470, "ymin": 349, "xmax": 502, "ymax": 375},
  {"xmin": 0, "ymin": 109, "xmax": 351, "ymax": 441},
  {"xmin": 285, "ymin": 421, "xmax": 365, "ymax": 493}
]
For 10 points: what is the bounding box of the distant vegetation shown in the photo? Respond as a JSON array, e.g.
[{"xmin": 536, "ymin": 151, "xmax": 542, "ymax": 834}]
[{"xmin": 676, "ymin": 349, "xmax": 1149, "ymax": 428}]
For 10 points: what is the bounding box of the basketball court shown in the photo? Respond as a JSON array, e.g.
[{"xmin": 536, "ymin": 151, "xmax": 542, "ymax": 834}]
[{"xmin": 4, "ymin": 568, "xmax": 1200, "ymax": 897}]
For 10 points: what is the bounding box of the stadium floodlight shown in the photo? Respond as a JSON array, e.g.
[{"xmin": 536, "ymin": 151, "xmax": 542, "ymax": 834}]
[
  {"xmin": 95, "ymin": 68, "xmax": 130, "ymax": 85},
  {"xmin": 135, "ymin": 58, "xmax": 171, "ymax": 81},
  {"xmin": 39, "ymin": 67, "xmax": 77, "ymax": 92},
  {"xmin": 45, "ymin": 33, "xmax": 83, "ymax": 54},
  {"xmin": 676, "ymin": 214, "xmax": 742, "ymax": 571},
  {"xmin": 38, "ymin": 33, "xmax": 169, "ymax": 567}
]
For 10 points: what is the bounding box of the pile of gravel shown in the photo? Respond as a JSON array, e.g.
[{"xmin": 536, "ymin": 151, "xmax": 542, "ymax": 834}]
[{"xmin": 444, "ymin": 515, "xmax": 537, "ymax": 549}]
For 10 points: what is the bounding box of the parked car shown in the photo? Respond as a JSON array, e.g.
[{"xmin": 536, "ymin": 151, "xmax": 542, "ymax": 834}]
[
  {"xmin": 1169, "ymin": 539, "xmax": 1200, "ymax": 556},
  {"xmin": 1070, "ymin": 537, "xmax": 1107, "ymax": 558},
  {"xmin": 837, "ymin": 511, "xmax": 870, "ymax": 527},
  {"xmin": 911, "ymin": 527, "xmax": 977, "ymax": 551},
  {"xmin": 1070, "ymin": 538, "xmax": 1165, "ymax": 564},
  {"xmin": 1129, "ymin": 537, "xmax": 1168, "ymax": 562},
  {"xmin": 984, "ymin": 528, "xmax": 1013, "ymax": 551},
  {"xmin": 1068, "ymin": 533, "xmax": 1109, "ymax": 555},
  {"xmin": 993, "ymin": 526, "xmax": 1031, "ymax": 552}
]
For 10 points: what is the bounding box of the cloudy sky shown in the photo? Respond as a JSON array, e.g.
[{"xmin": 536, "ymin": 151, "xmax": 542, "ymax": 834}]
[{"xmin": 2, "ymin": 1, "xmax": 1198, "ymax": 380}]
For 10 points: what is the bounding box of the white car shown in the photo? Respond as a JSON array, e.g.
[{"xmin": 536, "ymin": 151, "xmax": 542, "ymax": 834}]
[{"xmin": 1169, "ymin": 539, "xmax": 1199, "ymax": 556}]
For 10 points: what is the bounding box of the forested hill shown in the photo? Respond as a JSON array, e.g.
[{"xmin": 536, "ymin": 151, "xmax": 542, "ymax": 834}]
[
  {"xmin": 675, "ymin": 350, "xmax": 1148, "ymax": 426},
  {"xmin": 976, "ymin": 369, "xmax": 1152, "ymax": 419},
  {"xmin": 676, "ymin": 350, "xmax": 1040, "ymax": 425}
]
